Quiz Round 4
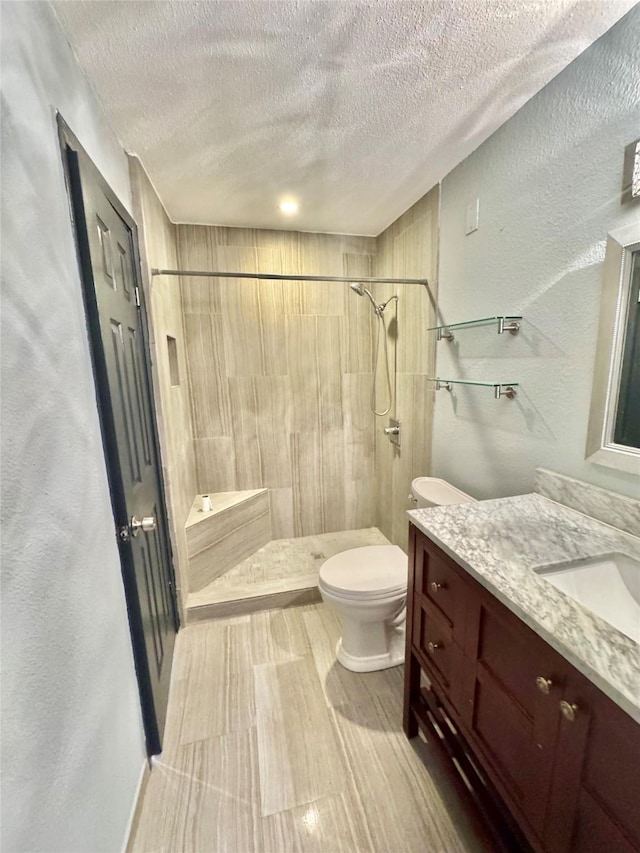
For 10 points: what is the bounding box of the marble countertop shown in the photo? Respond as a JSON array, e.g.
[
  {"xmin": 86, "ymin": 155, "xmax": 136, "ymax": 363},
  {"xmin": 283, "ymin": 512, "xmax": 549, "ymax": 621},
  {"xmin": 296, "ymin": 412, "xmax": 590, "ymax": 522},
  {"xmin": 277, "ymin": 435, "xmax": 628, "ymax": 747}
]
[{"xmin": 408, "ymin": 493, "xmax": 640, "ymax": 722}]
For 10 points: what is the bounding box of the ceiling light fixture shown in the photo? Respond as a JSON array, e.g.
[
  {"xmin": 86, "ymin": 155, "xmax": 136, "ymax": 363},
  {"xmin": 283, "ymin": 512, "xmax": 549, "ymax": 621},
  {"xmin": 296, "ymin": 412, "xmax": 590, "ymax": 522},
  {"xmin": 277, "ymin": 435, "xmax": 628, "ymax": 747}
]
[{"xmin": 279, "ymin": 200, "xmax": 299, "ymax": 215}]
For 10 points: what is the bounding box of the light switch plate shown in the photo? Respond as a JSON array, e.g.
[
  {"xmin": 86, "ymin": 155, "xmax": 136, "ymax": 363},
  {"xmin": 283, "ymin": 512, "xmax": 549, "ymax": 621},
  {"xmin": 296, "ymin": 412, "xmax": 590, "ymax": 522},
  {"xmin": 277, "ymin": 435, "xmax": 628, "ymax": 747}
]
[{"xmin": 465, "ymin": 198, "xmax": 479, "ymax": 235}]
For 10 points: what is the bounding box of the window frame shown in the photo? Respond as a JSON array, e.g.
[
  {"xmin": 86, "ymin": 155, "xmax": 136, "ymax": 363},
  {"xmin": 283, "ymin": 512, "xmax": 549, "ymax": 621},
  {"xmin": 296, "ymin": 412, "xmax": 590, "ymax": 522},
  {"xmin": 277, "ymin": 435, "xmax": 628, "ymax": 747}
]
[{"xmin": 585, "ymin": 221, "xmax": 640, "ymax": 476}]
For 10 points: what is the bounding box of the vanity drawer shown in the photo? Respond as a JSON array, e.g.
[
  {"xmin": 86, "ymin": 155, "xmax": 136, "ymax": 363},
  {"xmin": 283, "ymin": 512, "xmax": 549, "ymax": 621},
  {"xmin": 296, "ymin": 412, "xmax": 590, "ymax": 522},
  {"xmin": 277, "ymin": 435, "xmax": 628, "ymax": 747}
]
[
  {"xmin": 414, "ymin": 535, "xmax": 468, "ymax": 639},
  {"xmin": 412, "ymin": 599, "xmax": 462, "ymax": 711}
]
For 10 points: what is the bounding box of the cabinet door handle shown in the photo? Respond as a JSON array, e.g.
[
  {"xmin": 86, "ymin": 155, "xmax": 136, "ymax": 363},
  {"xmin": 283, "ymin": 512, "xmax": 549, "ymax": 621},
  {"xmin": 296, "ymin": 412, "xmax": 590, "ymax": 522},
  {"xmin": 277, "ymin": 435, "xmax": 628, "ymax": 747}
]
[
  {"xmin": 559, "ymin": 700, "xmax": 579, "ymax": 722},
  {"xmin": 430, "ymin": 582, "xmax": 443, "ymax": 593},
  {"xmin": 427, "ymin": 641, "xmax": 441, "ymax": 654},
  {"xmin": 536, "ymin": 676, "xmax": 553, "ymax": 695}
]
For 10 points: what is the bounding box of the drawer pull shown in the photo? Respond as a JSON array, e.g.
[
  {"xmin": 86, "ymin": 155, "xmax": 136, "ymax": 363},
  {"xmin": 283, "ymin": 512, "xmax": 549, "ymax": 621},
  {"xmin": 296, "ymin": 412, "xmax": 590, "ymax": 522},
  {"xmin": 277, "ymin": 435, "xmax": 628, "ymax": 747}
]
[
  {"xmin": 427, "ymin": 641, "xmax": 441, "ymax": 654},
  {"xmin": 559, "ymin": 700, "xmax": 578, "ymax": 722},
  {"xmin": 536, "ymin": 676, "xmax": 553, "ymax": 695},
  {"xmin": 430, "ymin": 582, "xmax": 443, "ymax": 593}
]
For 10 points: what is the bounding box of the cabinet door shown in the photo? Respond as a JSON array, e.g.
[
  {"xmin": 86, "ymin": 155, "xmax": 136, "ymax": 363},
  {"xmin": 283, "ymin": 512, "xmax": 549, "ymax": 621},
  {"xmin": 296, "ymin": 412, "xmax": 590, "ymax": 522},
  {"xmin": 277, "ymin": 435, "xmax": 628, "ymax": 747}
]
[
  {"xmin": 545, "ymin": 671, "xmax": 640, "ymax": 852},
  {"xmin": 460, "ymin": 590, "xmax": 563, "ymax": 840}
]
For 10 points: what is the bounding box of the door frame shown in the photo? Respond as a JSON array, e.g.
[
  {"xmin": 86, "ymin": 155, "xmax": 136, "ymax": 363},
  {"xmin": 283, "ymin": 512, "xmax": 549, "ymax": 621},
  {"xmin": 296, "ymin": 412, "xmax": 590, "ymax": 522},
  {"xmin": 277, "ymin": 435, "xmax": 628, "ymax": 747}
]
[{"xmin": 57, "ymin": 115, "xmax": 179, "ymax": 755}]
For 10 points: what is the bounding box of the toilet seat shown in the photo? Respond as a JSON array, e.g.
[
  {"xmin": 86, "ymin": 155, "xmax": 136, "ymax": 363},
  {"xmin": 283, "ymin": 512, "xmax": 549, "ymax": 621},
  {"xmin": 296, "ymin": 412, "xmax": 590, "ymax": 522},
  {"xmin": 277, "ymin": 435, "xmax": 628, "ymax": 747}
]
[{"xmin": 319, "ymin": 545, "xmax": 407, "ymax": 600}]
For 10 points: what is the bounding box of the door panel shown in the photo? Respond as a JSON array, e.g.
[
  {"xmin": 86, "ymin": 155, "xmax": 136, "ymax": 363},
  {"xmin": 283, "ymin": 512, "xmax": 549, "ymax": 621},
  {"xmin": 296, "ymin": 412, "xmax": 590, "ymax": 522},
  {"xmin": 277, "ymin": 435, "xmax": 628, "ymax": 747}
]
[
  {"xmin": 546, "ymin": 672, "xmax": 640, "ymax": 852},
  {"xmin": 62, "ymin": 126, "xmax": 176, "ymax": 754},
  {"xmin": 572, "ymin": 789, "xmax": 638, "ymax": 853},
  {"xmin": 461, "ymin": 596, "xmax": 561, "ymax": 839}
]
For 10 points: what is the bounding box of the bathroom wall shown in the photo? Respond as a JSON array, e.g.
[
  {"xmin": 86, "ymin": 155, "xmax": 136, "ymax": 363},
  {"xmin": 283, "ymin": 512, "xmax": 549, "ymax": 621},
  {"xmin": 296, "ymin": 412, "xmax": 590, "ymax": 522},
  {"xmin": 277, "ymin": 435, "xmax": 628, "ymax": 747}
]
[
  {"xmin": 433, "ymin": 6, "xmax": 640, "ymax": 501},
  {"xmin": 374, "ymin": 187, "xmax": 440, "ymax": 549},
  {"xmin": 1, "ymin": 3, "xmax": 146, "ymax": 851},
  {"xmin": 176, "ymin": 226, "xmax": 377, "ymax": 538},
  {"xmin": 129, "ymin": 158, "xmax": 197, "ymax": 614}
]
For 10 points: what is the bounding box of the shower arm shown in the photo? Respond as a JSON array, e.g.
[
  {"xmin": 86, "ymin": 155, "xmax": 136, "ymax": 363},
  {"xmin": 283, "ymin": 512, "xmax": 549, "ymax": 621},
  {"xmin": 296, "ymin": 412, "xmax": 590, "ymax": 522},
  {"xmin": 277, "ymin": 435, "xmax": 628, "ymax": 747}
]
[
  {"xmin": 351, "ymin": 284, "xmax": 399, "ymax": 317},
  {"xmin": 378, "ymin": 294, "xmax": 399, "ymax": 312},
  {"xmin": 151, "ymin": 268, "xmax": 429, "ymax": 286}
]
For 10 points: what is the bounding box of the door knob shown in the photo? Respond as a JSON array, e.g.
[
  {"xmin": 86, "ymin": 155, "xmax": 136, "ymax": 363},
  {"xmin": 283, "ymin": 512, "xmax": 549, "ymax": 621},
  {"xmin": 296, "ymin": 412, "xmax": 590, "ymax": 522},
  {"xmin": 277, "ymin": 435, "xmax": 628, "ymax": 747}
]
[
  {"xmin": 430, "ymin": 581, "xmax": 443, "ymax": 593},
  {"xmin": 130, "ymin": 516, "xmax": 157, "ymax": 536},
  {"xmin": 427, "ymin": 641, "xmax": 441, "ymax": 654},
  {"xmin": 559, "ymin": 700, "xmax": 578, "ymax": 722}
]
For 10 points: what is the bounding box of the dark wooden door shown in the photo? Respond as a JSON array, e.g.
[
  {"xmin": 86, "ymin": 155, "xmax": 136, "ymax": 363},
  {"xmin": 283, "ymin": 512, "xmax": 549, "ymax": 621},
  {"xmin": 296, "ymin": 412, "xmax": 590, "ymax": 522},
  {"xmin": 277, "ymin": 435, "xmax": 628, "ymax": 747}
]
[{"xmin": 60, "ymin": 122, "xmax": 177, "ymax": 755}]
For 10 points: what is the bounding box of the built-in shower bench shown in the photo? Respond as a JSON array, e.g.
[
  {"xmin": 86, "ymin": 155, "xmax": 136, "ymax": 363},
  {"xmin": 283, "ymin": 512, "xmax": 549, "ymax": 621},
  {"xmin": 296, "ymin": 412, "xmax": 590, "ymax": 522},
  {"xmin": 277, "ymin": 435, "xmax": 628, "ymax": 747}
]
[
  {"xmin": 185, "ymin": 489, "xmax": 271, "ymax": 595},
  {"xmin": 184, "ymin": 487, "xmax": 329, "ymax": 622},
  {"xmin": 183, "ymin": 492, "xmax": 389, "ymax": 624}
]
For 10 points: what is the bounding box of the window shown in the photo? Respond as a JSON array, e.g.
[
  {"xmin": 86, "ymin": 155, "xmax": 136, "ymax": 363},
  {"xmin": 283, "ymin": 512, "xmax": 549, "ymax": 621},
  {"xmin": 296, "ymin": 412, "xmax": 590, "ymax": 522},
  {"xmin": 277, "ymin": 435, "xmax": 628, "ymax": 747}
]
[
  {"xmin": 613, "ymin": 249, "xmax": 640, "ymax": 449},
  {"xmin": 586, "ymin": 222, "xmax": 640, "ymax": 475}
]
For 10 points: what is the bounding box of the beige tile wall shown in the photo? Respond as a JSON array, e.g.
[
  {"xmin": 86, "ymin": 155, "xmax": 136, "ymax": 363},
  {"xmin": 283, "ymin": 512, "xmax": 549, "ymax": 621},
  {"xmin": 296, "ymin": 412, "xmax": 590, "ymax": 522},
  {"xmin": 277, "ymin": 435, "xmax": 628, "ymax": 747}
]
[
  {"xmin": 135, "ymin": 179, "xmax": 438, "ymax": 566},
  {"xmin": 129, "ymin": 158, "xmax": 198, "ymax": 616},
  {"xmin": 177, "ymin": 226, "xmax": 378, "ymax": 539},
  {"xmin": 373, "ymin": 187, "xmax": 440, "ymax": 550}
]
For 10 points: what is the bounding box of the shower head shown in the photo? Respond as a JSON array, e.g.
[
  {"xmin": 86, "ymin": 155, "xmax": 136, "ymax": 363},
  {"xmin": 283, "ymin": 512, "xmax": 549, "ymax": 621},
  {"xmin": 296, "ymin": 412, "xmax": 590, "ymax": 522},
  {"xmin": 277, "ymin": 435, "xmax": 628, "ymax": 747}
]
[{"xmin": 349, "ymin": 282, "xmax": 380, "ymax": 315}]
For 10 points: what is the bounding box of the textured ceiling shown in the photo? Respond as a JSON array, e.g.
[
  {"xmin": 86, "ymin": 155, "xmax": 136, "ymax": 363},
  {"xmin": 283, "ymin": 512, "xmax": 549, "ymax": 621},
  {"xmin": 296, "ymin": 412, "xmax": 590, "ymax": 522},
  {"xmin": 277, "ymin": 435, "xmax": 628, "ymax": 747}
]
[{"xmin": 53, "ymin": 0, "xmax": 636, "ymax": 235}]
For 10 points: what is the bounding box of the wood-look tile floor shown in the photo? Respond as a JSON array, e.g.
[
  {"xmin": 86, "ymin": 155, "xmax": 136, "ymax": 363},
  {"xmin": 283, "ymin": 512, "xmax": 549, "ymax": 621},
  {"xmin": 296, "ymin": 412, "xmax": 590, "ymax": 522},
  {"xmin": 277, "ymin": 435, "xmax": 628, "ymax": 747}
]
[{"xmin": 133, "ymin": 603, "xmax": 495, "ymax": 853}]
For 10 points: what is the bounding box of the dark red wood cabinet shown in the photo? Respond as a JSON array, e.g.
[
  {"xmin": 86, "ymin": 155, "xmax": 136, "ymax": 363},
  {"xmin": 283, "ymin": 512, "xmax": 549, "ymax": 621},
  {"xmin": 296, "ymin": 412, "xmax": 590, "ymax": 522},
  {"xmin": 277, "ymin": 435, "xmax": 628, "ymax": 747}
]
[{"xmin": 404, "ymin": 524, "xmax": 640, "ymax": 853}]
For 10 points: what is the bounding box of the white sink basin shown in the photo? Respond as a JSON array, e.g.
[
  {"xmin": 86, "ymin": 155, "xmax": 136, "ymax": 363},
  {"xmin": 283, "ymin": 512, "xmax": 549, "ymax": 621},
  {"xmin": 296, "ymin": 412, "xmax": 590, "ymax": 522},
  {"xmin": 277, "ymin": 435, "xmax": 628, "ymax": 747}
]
[{"xmin": 534, "ymin": 553, "xmax": 640, "ymax": 644}]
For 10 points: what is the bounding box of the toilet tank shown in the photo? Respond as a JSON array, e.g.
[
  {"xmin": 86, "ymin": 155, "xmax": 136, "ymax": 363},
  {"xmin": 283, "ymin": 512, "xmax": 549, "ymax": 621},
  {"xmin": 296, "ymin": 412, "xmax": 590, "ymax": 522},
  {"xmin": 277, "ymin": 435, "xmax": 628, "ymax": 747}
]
[{"xmin": 411, "ymin": 477, "xmax": 475, "ymax": 508}]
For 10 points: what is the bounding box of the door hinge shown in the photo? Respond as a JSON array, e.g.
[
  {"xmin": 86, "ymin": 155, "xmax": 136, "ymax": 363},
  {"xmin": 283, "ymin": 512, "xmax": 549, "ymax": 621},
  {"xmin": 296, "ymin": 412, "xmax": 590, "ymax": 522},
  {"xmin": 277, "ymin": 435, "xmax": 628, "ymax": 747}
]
[{"xmin": 135, "ymin": 286, "xmax": 141, "ymax": 308}]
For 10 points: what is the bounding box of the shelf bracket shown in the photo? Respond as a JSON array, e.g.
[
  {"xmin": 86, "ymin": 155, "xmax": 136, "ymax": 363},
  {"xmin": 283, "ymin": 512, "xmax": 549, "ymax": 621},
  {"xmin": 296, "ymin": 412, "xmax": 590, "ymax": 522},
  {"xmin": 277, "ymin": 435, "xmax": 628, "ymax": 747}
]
[
  {"xmin": 497, "ymin": 317, "xmax": 521, "ymax": 335},
  {"xmin": 494, "ymin": 385, "xmax": 517, "ymax": 399},
  {"xmin": 435, "ymin": 380, "xmax": 452, "ymax": 391},
  {"xmin": 437, "ymin": 328, "xmax": 455, "ymax": 342}
]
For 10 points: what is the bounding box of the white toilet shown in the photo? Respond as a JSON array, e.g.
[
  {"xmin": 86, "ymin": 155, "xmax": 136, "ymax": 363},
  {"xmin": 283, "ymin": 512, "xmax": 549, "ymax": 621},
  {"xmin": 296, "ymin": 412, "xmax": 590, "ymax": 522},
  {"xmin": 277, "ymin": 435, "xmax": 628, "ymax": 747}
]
[
  {"xmin": 318, "ymin": 477, "xmax": 475, "ymax": 673},
  {"xmin": 410, "ymin": 476, "xmax": 474, "ymax": 508},
  {"xmin": 319, "ymin": 545, "xmax": 407, "ymax": 672}
]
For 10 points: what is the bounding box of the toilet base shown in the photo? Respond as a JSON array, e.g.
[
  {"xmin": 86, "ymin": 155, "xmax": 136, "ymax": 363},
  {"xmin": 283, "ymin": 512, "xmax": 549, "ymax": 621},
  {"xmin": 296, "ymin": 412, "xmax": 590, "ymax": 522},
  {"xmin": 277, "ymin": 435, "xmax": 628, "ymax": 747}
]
[{"xmin": 335, "ymin": 622, "xmax": 405, "ymax": 672}]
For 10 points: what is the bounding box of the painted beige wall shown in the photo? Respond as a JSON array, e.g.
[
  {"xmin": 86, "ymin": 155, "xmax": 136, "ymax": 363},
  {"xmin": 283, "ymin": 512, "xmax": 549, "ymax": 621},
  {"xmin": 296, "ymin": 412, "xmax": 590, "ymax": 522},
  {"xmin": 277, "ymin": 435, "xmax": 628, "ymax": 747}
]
[
  {"xmin": 374, "ymin": 187, "xmax": 440, "ymax": 549},
  {"xmin": 176, "ymin": 225, "xmax": 377, "ymax": 539},
  {"xmin": 129, "ymin": 158, "xmax": 197, "ymax": 613}
]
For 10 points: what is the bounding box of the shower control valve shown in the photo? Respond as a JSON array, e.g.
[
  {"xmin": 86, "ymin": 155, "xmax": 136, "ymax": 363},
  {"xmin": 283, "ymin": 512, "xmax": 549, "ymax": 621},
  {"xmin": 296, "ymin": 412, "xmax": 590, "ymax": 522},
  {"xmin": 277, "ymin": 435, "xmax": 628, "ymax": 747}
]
[{"xmin": 383, "ymin": 418, "xmax": 401, "ymax": 449}]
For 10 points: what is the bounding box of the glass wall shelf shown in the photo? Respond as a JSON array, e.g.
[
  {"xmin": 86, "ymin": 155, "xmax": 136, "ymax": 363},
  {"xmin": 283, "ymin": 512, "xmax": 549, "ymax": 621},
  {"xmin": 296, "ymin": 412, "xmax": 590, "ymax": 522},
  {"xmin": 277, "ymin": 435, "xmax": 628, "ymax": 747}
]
[
  {"xmin": 428, "ymin": 378, "xmax": 518, "ymax": 399},
  {"xmin": 429, "ymin": 315, "xmax": 522, "ymax": 339}
]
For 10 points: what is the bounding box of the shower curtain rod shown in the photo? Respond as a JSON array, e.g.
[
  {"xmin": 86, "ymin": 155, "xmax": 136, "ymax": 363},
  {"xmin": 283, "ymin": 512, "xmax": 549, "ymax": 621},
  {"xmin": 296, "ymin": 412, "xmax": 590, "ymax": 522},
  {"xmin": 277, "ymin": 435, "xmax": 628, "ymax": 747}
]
[{"xmin": 151, "ymin": 268, "xmax": 429, "ymax": 286}]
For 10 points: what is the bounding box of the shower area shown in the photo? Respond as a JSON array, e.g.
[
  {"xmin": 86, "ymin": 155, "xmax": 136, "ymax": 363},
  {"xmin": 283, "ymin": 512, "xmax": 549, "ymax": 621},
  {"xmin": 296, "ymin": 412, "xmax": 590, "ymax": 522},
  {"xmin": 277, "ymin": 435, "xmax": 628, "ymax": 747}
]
[{"xmin": 131, "ymin": 159, "xmax": 439, "ymax": 622}]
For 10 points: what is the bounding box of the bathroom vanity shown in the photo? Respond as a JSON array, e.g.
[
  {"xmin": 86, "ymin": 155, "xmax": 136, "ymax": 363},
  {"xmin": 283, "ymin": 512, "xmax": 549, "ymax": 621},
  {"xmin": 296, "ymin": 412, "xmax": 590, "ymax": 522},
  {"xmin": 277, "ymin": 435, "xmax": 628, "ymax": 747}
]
[{"xmin": 404, "ymin": 494, "xmax": 640, "ymax": 853}]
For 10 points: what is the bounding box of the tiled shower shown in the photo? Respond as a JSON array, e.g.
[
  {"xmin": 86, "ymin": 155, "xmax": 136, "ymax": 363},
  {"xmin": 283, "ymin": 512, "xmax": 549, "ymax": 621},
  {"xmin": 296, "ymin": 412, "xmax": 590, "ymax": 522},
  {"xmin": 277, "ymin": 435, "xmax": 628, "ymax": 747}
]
[
  {"xmin": 179, "ymin": 225, "xmax": 379, "ymax": 539},
  {"xmin": 131, "ymin": 158, "xmax": 439, "ymax": 619}
]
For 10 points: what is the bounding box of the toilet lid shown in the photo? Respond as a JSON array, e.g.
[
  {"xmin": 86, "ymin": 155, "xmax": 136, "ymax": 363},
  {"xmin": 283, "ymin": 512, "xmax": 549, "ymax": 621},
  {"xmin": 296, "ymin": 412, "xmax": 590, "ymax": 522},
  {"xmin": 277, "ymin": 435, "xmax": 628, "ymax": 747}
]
[{"xmin": 319, "ymin": 545, "xmax": 407, "ymax": 598}]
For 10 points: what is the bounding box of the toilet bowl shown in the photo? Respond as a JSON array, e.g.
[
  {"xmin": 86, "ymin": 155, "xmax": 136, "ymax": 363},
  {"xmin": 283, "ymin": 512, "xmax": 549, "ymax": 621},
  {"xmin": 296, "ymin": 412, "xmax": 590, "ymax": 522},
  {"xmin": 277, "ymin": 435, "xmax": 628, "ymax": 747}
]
[
  {"xmin": 319, "ymin": 479, "xmax": 476, "ymax": 674},
  {"xmin": 319, "ymin": 545, "xmax": 407, "ymax": 672}
]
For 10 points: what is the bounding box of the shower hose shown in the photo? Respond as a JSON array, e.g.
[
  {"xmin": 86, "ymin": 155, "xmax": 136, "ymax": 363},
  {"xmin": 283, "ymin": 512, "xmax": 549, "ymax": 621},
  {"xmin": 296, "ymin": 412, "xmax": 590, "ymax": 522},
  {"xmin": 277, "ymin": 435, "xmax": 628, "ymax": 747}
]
[{"xmin": 371, "ymin": 310, "xmax": 393, "ymax": 417}]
